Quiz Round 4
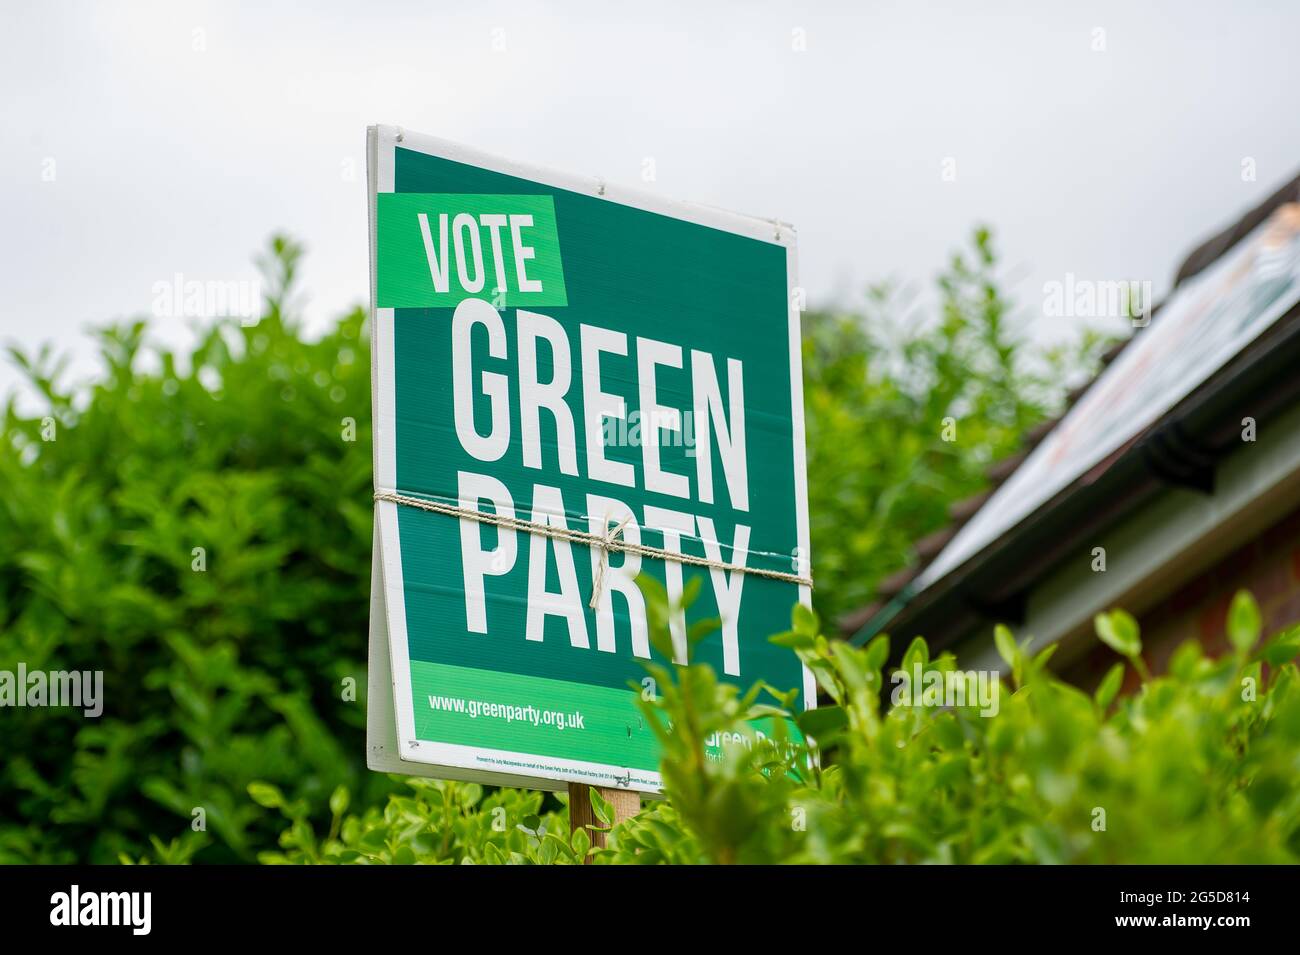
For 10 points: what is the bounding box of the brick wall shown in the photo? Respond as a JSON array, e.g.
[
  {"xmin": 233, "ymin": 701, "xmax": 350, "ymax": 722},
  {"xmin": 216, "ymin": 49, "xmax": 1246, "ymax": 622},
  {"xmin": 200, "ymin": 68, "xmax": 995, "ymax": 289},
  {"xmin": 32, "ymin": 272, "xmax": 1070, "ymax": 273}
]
[{"xmin": 1062, "ymin": 501, "xmax": 1300, "ymax": 692}]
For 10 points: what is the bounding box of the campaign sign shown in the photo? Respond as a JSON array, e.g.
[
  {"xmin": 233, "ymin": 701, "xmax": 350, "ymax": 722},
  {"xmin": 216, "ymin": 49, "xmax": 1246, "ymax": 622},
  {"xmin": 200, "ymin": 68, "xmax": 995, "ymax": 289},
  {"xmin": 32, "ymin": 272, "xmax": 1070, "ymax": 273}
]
[{"xmin": 365, "ymin": 125, "xmax": 812, "ymax": 793}]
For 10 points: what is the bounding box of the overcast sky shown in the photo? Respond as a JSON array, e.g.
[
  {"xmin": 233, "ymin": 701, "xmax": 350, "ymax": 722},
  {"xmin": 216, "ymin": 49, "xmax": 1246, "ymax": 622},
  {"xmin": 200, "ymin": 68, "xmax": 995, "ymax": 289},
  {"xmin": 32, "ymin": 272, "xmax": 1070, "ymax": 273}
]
[{"xmin": 3, "ymin": 0, "xmax": 1298, "ymax": 408}]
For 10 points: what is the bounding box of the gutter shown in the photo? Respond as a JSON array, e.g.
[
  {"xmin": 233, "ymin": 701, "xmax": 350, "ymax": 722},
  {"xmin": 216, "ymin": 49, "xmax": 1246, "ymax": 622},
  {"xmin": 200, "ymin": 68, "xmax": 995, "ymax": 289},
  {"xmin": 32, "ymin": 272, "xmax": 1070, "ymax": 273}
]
[{"xmin": 854, "ymin": 301, "xmax": 1300, "ymax": 656}]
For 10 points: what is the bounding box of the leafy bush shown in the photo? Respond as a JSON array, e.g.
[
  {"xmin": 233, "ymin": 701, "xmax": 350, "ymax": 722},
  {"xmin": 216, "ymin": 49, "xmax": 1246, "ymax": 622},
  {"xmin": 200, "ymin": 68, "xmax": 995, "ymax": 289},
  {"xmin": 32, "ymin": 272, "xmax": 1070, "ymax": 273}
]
[
  {"xmin": 263, "ymin": 589, "xmax": 1300, "ymax": 864},
  {"xmin": 606, "ymin": 590, "xmax": 1300, "ymax": 864},
  {"xmin": 248, "ymin": 777, "xmax": 578, "ymax": 865},
  {"xmin": 0, "ymin": 238, "xmax": 389, "ymax": 863}
]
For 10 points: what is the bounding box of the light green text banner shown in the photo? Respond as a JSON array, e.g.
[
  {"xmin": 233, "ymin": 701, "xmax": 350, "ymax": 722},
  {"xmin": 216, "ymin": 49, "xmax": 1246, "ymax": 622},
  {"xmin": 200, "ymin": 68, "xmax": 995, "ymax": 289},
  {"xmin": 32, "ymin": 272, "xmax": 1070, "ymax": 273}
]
[{"xmin": 377, "ymin": 193, "xmax": 567, "ymax": 308}]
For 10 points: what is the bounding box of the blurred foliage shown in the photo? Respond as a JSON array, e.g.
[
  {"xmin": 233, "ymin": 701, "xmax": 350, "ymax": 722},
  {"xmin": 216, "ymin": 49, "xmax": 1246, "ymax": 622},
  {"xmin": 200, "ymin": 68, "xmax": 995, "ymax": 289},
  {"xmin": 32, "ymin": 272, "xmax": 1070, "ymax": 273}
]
[
  {"xmin": 261, "ymin": 586, "xmax": 1300, "ymax": 864},
  {"xmin": 598, "ymin": 588, "xmax": 1300, "ymax": 863},
  {"xmin": 803, "ymin": 226, "xmax": 1112, "ymax": 626}
]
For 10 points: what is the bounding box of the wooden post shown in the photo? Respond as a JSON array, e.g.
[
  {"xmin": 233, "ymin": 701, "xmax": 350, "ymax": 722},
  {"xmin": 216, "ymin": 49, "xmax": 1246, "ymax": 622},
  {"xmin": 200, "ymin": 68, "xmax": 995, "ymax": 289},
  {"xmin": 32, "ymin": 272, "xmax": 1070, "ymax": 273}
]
[{"xmin": 569, "ymin": 783, "xmax": 639, "ymax": 862}]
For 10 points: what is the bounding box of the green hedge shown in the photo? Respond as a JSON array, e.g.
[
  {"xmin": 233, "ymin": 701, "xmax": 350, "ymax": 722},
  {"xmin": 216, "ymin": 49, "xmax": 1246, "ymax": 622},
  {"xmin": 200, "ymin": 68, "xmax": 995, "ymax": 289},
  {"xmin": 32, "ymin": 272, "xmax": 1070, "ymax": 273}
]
[
  {"xmin": 255, "ymin": 592, "xmax": 1300, "ymax": 864},
  {"xmin": 1, "ymin": 239, "xmax": 388, "ymax": 862}
]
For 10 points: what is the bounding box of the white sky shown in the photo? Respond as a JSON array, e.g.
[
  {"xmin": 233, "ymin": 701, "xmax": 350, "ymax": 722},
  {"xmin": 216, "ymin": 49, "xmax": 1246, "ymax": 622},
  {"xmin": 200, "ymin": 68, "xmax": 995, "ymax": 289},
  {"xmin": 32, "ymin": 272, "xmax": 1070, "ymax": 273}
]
[{"xmin": 3, "ymin": 0, "xmax": 1298, "ymax": 408}]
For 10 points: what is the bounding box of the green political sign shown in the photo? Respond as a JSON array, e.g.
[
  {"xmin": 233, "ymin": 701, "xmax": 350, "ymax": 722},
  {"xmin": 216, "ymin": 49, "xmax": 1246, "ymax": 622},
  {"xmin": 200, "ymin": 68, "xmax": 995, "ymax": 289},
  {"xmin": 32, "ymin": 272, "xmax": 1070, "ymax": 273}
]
[{"xmin": 365, "ymin": 125, "xmax": 813, "ymax": 793}]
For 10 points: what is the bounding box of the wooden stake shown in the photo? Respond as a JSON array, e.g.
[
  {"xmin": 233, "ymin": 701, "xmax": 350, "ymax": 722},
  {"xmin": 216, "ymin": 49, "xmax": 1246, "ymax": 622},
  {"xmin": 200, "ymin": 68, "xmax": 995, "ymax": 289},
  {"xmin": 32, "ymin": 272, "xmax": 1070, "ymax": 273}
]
[{"xmin": 569, "ymin": 783, "xmax": 639, "ymax": 862}]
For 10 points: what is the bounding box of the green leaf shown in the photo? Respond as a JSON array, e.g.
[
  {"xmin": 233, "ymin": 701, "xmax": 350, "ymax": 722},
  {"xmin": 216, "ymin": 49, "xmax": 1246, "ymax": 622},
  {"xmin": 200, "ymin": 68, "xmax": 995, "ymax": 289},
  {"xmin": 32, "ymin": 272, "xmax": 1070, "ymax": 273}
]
[
  {"xmin": 993, "ymin": 625, "xmax": 1018, "ymax": 668},
  {"xmin": 1095, "ymin": 610, "xmax": 1141, "ymax": 658},
  {"xmin": 863, "ymin": 634, "xmax": 890, "ymax": 672},
  {"xmin": 686, "ymin": 616, "xmax": 720, "ymax": 645},
  {"xmin": 769, "ymin": 629, "xmax": 815, "ymax": 650},
  {"xmin": 1228, "ymin": 590, "xmax": 1262, "ymax": 654},
  {"xmin": 570, "ymin": 826, "xmax": 591, "ymax": 859},
  {"xmin": 796, "ymin": 705, "xmax": 848, "ymax": 740},
  {"xmin": 247, "ymin": 782, "xmax": 284, "ymax": 810},
  {"xmin": 1093, "ymin": 662, "xmax": 1125, "ymax": 712},
  {"xmin": 1169, "ymin": 639, "xmax": 1205, "ymax": 679},
  {"xmin": 329, "ymin": 785, "xmax": 349, "ymax": 817},
  {"xmin": 1258, "ymin": 636, "xmax": 1300, "ymax": 667},
  {"xmin": 901, "ymin": 635, "xmax": 929, "ymax": 672},
  {"xmin": 1031, "ymin": 644, "xmax": 1057, "ymax": 672},
  {"xmin": 831, "ymin": 641, "xmax": 869, "ymax": 695},
  {"xmin": 538, "ymin": 838, "xmax": 558, "ymax": 865},
  {"xmin": 792, "ymin": 602, "xmax": 820, "ymax": 636},
  {"xmin": 588, "ymin": 787, "xmax": 613, "ymax": 827}
]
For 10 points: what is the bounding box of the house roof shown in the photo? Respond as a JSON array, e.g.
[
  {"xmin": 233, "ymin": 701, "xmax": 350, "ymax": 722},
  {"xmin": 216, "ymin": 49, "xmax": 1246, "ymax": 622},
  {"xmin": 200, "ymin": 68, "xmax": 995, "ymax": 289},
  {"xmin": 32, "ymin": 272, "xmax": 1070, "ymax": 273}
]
[{"xmin": 840, "ymin": 168, "xmax": 1300, "ymax": 644}]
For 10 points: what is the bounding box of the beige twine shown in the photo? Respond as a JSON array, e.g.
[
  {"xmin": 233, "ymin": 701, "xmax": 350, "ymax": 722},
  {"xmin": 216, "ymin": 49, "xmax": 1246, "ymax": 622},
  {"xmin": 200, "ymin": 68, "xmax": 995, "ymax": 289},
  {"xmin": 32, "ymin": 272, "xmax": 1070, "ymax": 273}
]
[
  {"xmin": 373, "ymin": 490, "xmax": 813, "ymax": 608},
  {"xmin": 588, "ymin": 512, "xmax": 634, "ymax": 609}
]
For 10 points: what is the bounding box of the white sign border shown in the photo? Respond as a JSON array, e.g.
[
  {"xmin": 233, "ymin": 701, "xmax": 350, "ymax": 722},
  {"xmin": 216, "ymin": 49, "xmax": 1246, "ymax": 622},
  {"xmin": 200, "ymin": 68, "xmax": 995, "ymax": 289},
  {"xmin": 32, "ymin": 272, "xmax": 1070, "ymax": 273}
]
[{"xmin": 365, "ymin": 124, "xmax": 815, "ymax": 794}]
